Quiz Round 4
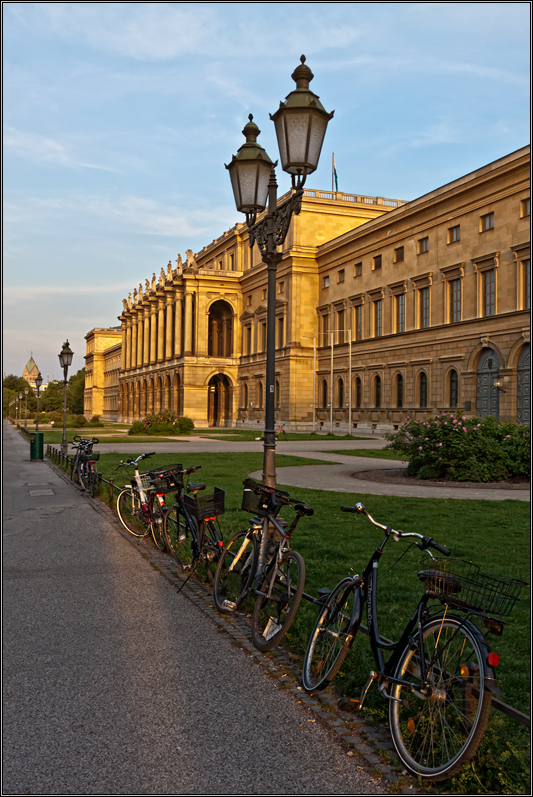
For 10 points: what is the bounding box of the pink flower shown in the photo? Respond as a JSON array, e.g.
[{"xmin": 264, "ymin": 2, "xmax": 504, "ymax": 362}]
[
  {"xmin": 453, "ymin": 419, "xmax": 457, "ymax": 424},
  {"xmin": 419, "ymin": 446, "xmax": 423, "ymax": 450},
  {"xmin": 463, "ymin": 427, "xmax": 467, "ymax": 432},
  {"xmin": 462, "ymin": 416, "xmax": 466, "ymax": 420},
  {"xmin": 439, "ymin": 457, "xmax": 442, "ymax": 460}
]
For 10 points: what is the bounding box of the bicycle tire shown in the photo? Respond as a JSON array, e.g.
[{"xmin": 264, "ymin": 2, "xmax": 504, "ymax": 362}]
[
  {"xmin": 201, "ymin": 520, "xmax": 223, "ymax": 585},
  {"xmin": 89, "ymin": 467, "xmax": 96, "ymax": 498},
  {"xmin": 151, "ymin": 499, "xmax": 167, "ymax": 551},
  {"xmin": 213, "ymin": 528, "xmax": 259, "ymax": 613},
  {"xmin": 163, "ymin": 504, "xmax": 197, "ymax": 569},
  {"xmin": 71, "ymin": 458, "xmax": 80, "ymax": 484},
  {"xmin": 302, "ymin": 577, "xmax": 360, "ymax": 692},
  {"xmin": 389, "ymin": 615, "xmax": 492, "ymax": 781},
  {"xmin": 251, "ymin": 550, "xmax": 305, "ymax": 651},
  {"xmin": 116, "ymin": 488, "xmax": 151, "ymax": 538},
  {"xmin": 78, "ymin": 462, "xmax": 89, "ymax": 492}
]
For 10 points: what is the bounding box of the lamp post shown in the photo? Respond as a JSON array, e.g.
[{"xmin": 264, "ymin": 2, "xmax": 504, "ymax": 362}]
[
  {"xmin": 24, "ymin": 386, "xmax": 29, "ymax": 430},
  {"xmin": 58, "ymin": 340, "xmax": 74, "ymax": 456},
  {"xmin": 18, "ymin": 393, "xmax": 23, "ymax": 426},
  {"xmin": 35, "ymin": 372, "xmax": 43, "ymax": 434},
  {"xmin": 226, "ymin": 55, "xmax": 333, "ymax": 487}
]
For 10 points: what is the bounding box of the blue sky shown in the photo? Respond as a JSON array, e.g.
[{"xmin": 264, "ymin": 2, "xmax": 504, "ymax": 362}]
[{"xmin": 3, "ymin": 2, "xmax": 530, "ymax": 380}]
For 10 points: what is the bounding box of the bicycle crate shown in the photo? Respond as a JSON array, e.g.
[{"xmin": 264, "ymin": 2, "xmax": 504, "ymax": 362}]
[
  {"xmin": 144, "ymin": 464, "xmax": 184, "ymax": 494},
  {"xmin": 241, "ymin": 484, "xmax": 290, "ymax": 517},
  {"xmin": 421, "ymin": 557, "xmax": 527, "ymax": 617},
  {"xmin": 183, "ymin": 487, "xmax": 225, "ymax": 521},
  {"xmin": 80, "ymin": 451, "xmax": 99, "ymax": 462}
]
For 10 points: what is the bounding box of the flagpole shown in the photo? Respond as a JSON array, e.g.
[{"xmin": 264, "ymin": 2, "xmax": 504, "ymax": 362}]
[{"xmin": 332, "ymin": 152, "xmax": 334, "ymax": 193}]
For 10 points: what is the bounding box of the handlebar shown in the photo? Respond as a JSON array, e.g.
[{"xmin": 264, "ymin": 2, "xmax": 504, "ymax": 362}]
[
  {"xmin": 341, "ymin": 501, "xmax": 450, "ymax": 557},
  {"xmin": 115, "ymin": 452, "xmax": 155, "ymax": 471}
]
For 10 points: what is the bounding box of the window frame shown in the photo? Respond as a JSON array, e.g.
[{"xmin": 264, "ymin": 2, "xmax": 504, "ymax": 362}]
[
  {"xmin": 396, "ymin": 293, "xmax": 405, "ymax": 333},
  {"xmin": 450, "ymin": 278, "xmax": 461, "ymax": 323},
  {"xmin": 448, "ymin": 225, "xmax": 461, "ymax": 244},
  {"xmin": 482, "ymin": 269, "xmax": 496, "ymax": 317},
  {"xmin": 480, "ymin": 212, "xmax": 494, "ymax": 233},
  {"xmin": 393, "ymin": 246, "xmax": 404, "ymax": 263},
  {"xmin": 374, "ymin": 299, "xmax": 382, "ymax": 338},
  {"xmin": 418, "ymin": 237, "xmax": 429, "ymax": 254},
  {"xmin": 419, "ymin": 286, "xmax": 430, "ymax": 329},
  {"xmin": 373, "ymin": 254, "xmax": 382, "ymax": 270}
]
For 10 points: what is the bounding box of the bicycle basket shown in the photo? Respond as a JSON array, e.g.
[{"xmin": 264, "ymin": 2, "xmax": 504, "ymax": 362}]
[
  {"xmin": 420, "ymin": 557, "xmax": 527, "ymax": 617},
  {"xmin": 241, "ymin": 484, "xmax": 290, "ymax": 517},
  {"xmin": 148, "ymin": 464, "xmax": 184, "ymax": 494},
  {"xmin": 183, "ymin": 487, "xmax": 225, "ymax": 521},
  {"xmin": 80, "ymin": 451, "xmax": 99, "ymax": 462}
]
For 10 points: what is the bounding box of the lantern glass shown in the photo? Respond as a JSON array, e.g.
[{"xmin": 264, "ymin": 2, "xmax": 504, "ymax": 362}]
[
  {"xmin": 35, "ymin": 372, "xmax": 43, "ymax": 390},
  {"xmin": 229, "ymin": 157, "xmax": 271, "ymax": 214},
  {"xmin": 59, "ymin": 341, "xmax": 74, "ymax": 369}
]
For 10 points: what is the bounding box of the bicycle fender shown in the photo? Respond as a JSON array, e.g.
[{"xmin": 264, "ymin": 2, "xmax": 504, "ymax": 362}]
[{"xmin": 446, "ymin": 614, "xmax": 504, "ymax": 697}]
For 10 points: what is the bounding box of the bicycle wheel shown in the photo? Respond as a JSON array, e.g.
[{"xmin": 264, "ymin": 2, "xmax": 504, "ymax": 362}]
[
  {"xmin": 71, "ymin": 458, "xmax": 80, "ymax": 484},
  {"xmin": 302, "ymin": 577, "xmax": 360, "ymax": 692},
  {"xmin": 163, "ymin": 504, "xmax": 196, "ymax": 569},
  {"xmin": 251, "ymin": 550, "xmax": 305, "ymax": 651},
  {"xmin": 151, "ymin": 498, "xmax": 167, "ymax": 552},
  {"xmin": 201, "ymin": 520, "xmax": 223, "ymax": 585},
  {"xmin": 389, "ymin": 615, "xmax": 492, "ymax": 781},
  {"xmin": 89, "ymin": 466, "xmax": 96, "ymax": 498},
  {"xmin": 213, "ymin": 528, "xmax": 259, "ymax": 613},
  {"xmin": 116, "ymin": 488, "xmax": 150, "ymax": 538},
  {"xmin": 78, "ymin": 462, "xmax": 89, "ymax": 491}
]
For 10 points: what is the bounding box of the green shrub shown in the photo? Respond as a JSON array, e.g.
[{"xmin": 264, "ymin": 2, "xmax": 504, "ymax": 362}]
[
  {"xmin": 386, "ymin": 413, "xmax": 530, "ymax": 482},
  {"xmin": 88, "ymin": 415, "xmax": 103, "ymax": 427},
  {"xmin": 177, "ymin": 415, "xmax": 194, "ymax": 434},
  {"xmin": 128, "ymin": 421, "xmax": 145, "ymax": 436},
  {"xmin": 127, "ymin": 411, "xmax": 195, "ymax": 436}
]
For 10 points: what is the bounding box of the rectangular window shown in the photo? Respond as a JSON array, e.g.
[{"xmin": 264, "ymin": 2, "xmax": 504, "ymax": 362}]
[
  {"xmin": 246, "ymin": 326, "xmax": 252, "ymax": 355},
  {"xmin": 230, "ymin": 253, "xmax": 235, "ymax": 270},
  {"xmin": 277, "ymin": 317, "xmax": 284, "ymax": 348},
  {"xmin": 338, "ymin": 269, "xmax": 345, "ymax": 283},
  {"xmin": 483, "ymin": 269, "xmax": 495, "ymax": 316},
  {"xmin": 373, "ymin": 255, "xmax": 382, "ymax": 270},
  {"xmin": 394, "ymin": 246, "xmax": 404, "ymax": 263},
  {"xmin": 355, "ymin": 262, "xmax": 362, "ymax": 277},
  {"xmin": 278, "ymin": 281, "xmax": 284, "ymax": 294},
  {"xmin": 480, "ymin": 212, "xmax": 494, "ymax": 232},
  {"xmin": 337, "ymin": 309, "xmax": 345, "ymax": 343},
  {"xmin": 396, "ymin": 293, "xmax": 405, "ymax": 333},
  {"xmin": 322, "ymin": 314, "xmax": 329, "ymax": 346},
  {"xmin": 420, "ymin": 287, "xmax": 430, "ymax": 328},
  {"xmin": 374, "ymin": 300, "xmax": 382, "ymax": 337},
  {"xmin": 247, "ymin": 294, "xmax": 252, "ymax": 305},
  {"xmin": 521, "ymin": 198, "xmax": 530, "ymax": 218},
  {"xmin": 448, "ymin": 225, "xmax": 460, "ymax": 243},
  {"xmin": 323, "ymin": 275, "xmax": 330, "ymax": 288},
  {"xmin": 524, "ymin": 260, "xmax": 530, "ymax": 310},
  {"xmin": 355, "ymin": 305, "xmax": 362, "ymax": 341},
  {"xmin": 450, "ymin": 279, "xmax": 461, "ymax": 322},
  {"xmin": 261, "ymin": 322, "xmax": 266, "ymax": 353},
  {"xmin": 218, "ymin": 259, "xmax": 223, "ymax": 269},
  {"xmin": 418, "ymin": 237, "xmax": 429, "ymax": 254},
  {"xmin": 261, "ymin": 289, "xmax": 267, "ymax": 300}
]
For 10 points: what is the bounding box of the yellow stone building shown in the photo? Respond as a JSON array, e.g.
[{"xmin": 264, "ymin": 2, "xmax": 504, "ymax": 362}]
[
  {"xmin": 84, "ymin": 327, "xmax": 122, "ymax": 420},
  {"xmin": 103, "ymin": 146, "xmax": 530, "ymax": 431}
]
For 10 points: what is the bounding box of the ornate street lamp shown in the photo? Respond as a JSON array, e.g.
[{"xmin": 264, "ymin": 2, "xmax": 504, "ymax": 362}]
[
  {"xmin": 35, "ymin": 372, "xmax": 43, "ymax": 434},
  {"xmin": 18, "ymin": 393, "xmax": 23, "ymax": 426},
  {"xmin": 58, "ymin": 340, "xmax": 74, "ymax": 455},
  {"xmin": 24, "ymin": 386, "xmax": 29, "ymax": 430},
  {"xmin": 226, "ymin": 55, "xmax": 333, "ymax": 488}
]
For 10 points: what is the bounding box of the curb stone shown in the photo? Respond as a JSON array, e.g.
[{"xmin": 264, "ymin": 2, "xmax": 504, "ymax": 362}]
[{"xmin": 45, "ymin": 455, "xmax": 435, "ymax": 794}]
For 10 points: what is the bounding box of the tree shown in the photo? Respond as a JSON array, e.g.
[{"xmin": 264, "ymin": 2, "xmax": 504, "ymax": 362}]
[
  {"xmin": 40, "ymin": 381, "xmax": 64, "ymax": 412},
  {"xmin": 3, "ymin": 374, "xmax": 37, "ymax": 418},
  {"xmin": 67, "ymin": 368, "xmax": 85, "ymax": 415}
]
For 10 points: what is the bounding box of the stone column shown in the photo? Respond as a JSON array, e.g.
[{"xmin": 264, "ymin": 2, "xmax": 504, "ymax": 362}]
[
  {"xmin": 184, "ymin": 291, "xmax": 193, "ymax": 356},
  {"xmin": 150, "ymin": 302, "xmax": 157, "ymax": 363},
  {"xmin": 158, "ymin": 300, "xmax": 165, "ymax": 362},
  {"xmin": 126, "ymin": 319, "xmax": 132, "ymax": 370},
  {"xmin": 131, "ymin": 312, "xmax": 137, "ymax": 370},
  {"xmin": 120, "ymin": 320, "xmax": 127, "ymax": 371},
  {"xmin": 165, "ymin": 295, "xmax": 173, "ymax": 360},
  {"xmin": 143, "ymin": 307, "xmax": 150, "ymax": 365},
  {"xmin": 136, "ymin": 315, "xmax": 143, "ymax": 368},
  {"xmin": 174, "ymin": 292, "xmax": 182, "ymax": 358}
]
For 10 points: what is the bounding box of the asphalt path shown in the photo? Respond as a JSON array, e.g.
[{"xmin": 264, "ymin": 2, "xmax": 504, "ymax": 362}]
[{"xmin": 2, "ymin": 423, "xmax": 387, "ymax": 795}]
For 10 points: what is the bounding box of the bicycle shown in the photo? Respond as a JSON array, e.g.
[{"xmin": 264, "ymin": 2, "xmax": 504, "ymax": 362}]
[
  {"xmin": 163, "ymin": 467, "xmax": 225, "ymax": 585},
  {"xmin": 213, "ymin": 478, "xmax": 313, "ymax": 652},
  {"xmin": 115, "ymin": 453, "xmax": 182, "ymax": 551},
  {"xmin": 71, "ymin": 436, "xmax": 99, "ymax": 496},
  {"xmin": 275, "ymin": 424, "xmax": 288, "ymax": 441},
  {"xmin": 301, "ymin": 501, "xmax": 526, "ymax": 781}
]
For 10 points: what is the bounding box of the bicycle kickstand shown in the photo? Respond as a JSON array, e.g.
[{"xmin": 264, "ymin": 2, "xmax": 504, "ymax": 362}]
[{"xmin": 338, "ymin": 671, "xmax": 379, "ymax": 711}]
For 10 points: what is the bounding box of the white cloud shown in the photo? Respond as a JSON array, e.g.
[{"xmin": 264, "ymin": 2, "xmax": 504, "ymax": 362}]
[{"xmin": 3, "ymin": 127, "xmax": 121, "ymax": 171}]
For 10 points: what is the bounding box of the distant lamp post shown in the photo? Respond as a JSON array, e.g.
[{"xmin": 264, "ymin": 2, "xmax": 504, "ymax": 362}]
[
  {"xmin": 58, "ymin": 340, "xmax": 74, "ymax": 455},
  {"xmin": 35, "ymin": 372, "xmax": 43, "ymax": 434},
  {"xmin": 18, "ymin": 393, "xmax": 23, "ymax": 426},
  {"xmin": 226, "ymin": 55, "xmax": 333, "ymax": 487},
  {"xmin": 24, "ymin": 386, "xmax": 29, "ymax": 430}
]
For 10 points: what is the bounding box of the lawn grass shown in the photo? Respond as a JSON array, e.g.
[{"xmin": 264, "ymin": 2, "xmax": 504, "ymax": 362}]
[
  {"xmin": 325, "ymin": 448, "xmax": 406, "ymax": 460},
  {"xmin": 192, "ymin": 429, "xmax": 376, "ymax": 442},
  {"xmin": 53, "ymin": 449, "xmax": 530, "ymax": 794}
]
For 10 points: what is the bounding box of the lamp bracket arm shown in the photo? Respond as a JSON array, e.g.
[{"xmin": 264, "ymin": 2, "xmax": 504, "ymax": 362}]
[{"xmin": 248, "ymin": 187, "xmax": 304, "ymax": 256}]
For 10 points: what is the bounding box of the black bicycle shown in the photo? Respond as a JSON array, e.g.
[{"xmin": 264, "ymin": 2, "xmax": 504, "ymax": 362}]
[
  {"xmin": 302, "ymin": 501, "xmax": 526, "ymax": 782},
  {"xmin": 163, "ymin": 466, "xmax": 225, "ymax": 584},
  {"xmin": 213, "ymin": 478, "xmax": 313, "ymax": 652},
  {"xmin": 71, "ymin": 436, "xmax": 99, "ymax": 496}
]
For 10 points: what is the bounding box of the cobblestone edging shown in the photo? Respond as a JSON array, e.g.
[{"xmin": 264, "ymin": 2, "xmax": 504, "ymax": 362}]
[{"xmin": 46, "ymin": 457, "xmax": 430, "ymax": 795}]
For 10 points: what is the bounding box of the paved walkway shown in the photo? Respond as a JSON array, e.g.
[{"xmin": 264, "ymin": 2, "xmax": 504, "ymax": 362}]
[
  {"xmin": 92, "ymin": 435, "xmax": 529, "ymax": 502},
  {"xmin": 3, "ymin": 421, "xmax": 389, "ymax": 795}
]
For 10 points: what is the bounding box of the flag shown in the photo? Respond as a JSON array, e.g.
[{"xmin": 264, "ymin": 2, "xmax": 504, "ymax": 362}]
[{"xmin": 332, "ymin": 154, "xmax": 338, "ymax": 192}]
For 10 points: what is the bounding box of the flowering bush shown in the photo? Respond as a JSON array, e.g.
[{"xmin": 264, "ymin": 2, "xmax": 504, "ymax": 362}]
[
  {"xmin": 385, "ymin": 413, "xmax": 530, "ymax": 482},
  {"xmin": 128, "ymin": 411, "xmax": 194, "ymax": 436}
]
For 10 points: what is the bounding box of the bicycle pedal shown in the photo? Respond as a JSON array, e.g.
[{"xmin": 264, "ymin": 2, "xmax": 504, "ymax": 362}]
[
  {"xmin": 182, "ymin": 564, "xmax": 192, "ymax": 571},
  {"xmin": 222, "ymin": 599, "xmax": 237, "ymax": 611},
  {"xmin": 338, "ymin": 696, "xmax": 362, "ymax": 711}
]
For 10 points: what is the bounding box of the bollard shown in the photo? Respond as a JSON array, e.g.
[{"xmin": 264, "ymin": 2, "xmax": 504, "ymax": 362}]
[{"xmin": 108, "ymin": 477, "xmax": 114, "ymax": 503}]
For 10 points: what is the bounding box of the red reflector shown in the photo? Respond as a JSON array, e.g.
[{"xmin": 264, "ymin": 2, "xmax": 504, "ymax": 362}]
[
  {"xmin": 488, "ymin": 653, "xmax": 499, "ymax": 667},
  {"xmin": 218, "ymin": 540, "xmax": 224, "ymax": 547}
]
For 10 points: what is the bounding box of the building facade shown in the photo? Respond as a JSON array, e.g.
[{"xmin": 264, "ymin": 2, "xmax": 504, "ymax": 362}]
[
  {"xmin": 108, "ymin": 146, "xmax": 529, "ymax": 430},
  {"xmin": 84, "ymin": 327, "xmax": 122, "ymax": 420}
]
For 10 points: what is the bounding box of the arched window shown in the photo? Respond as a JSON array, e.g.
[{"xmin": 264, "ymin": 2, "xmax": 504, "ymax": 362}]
[
  {"xmin": 338, "ymin": 378, "xmax": 344, "ymax": 408},
  {"xmin": 396, "ymin": 373, "xmax": 403, "ymax": 408},
  {"xmin": 321, "ymin": 379, "xmax": 328, "ymax": 409},
  {"xmin": 420, "ymin": 372, "xmax": 428, "ymax": 408},
  {"xmin": 275, "ymin": 380, "xmax": 280, "ymax": 410},
  {"xmin": 449, "ymin": 369, "xmax": 458, "ymax": 408},
  {"xmin": 375, "ymin": 375, "xmax": 381, "ymax": 408}
]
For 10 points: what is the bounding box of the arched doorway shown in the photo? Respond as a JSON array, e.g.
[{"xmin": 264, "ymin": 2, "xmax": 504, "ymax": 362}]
[
  {"xmin": 476, "ymin": 348, "xmax": 500, "ymax": 418},
  {"xmin": 517, "ymin": 343, "xmax": 530, "ymax": 424},
  {"xmin": 208, "ymin": 374, "xmax": 232, "ymax": 427}
]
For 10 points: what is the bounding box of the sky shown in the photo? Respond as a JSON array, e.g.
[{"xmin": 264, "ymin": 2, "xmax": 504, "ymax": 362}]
[{"xmin": 3, "ymin": 2, "xmax": 531, "ymax": 381}]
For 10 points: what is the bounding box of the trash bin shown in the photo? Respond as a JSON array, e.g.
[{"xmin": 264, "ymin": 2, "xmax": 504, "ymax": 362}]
[{"xmin": 30, "ymin": 432, "xmax": 44, "ymax": 461}]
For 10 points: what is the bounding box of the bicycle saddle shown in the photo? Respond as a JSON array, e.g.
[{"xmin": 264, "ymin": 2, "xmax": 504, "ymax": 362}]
[
  {"xmin": 418, "ymin": 570, "xmax": 462, "ymax": 594},
  {"xmin": 187, "ymin": 482, "xmax": 205, "ymax": 493},
  {"xmin": 294, "ymin": 502, "xmax": 314, "ymax": 516}
]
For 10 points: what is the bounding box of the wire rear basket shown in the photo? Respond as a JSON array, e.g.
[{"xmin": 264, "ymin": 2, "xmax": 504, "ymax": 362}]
[
  {"xmin": 420, "ymin": 558, "xmax": 527, "ymax": 617},
  {"xmin": 148, "ymin": 464, "xmax": 184, "ymax": 494},
  {"xmin": 241, "ymin": 484, "xmax": 290, "ymax": 517},
  {"xmin": 184, "ymin": 487, "xmax": 225, "ymax": 521}
]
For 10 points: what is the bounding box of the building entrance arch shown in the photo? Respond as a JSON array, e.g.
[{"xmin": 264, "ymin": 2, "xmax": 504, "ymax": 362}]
[
  {"xmin": 476, "ymin": 347, "xmax": 500, "ymax": 419},
  {"xmin": 208, "ymin": 374, "xmax": 232, "ymax": 427}
]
